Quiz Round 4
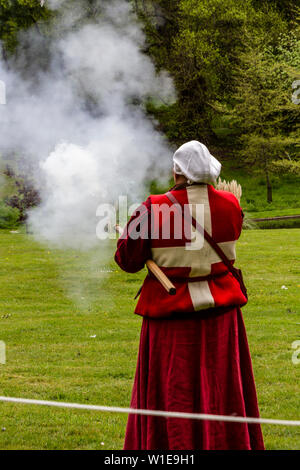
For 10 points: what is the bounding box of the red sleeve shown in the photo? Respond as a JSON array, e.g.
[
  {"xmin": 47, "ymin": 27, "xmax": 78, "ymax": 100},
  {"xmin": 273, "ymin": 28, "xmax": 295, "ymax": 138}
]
[{"xmin": 114, "ymin": 197, "xmax": 152, "ymax": 273}]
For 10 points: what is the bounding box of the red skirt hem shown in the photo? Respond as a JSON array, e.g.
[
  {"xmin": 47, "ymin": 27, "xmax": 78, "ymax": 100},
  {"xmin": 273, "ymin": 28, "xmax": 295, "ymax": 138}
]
[{"xmin": 124, "ymin": 307, "xmax": 265, "ymax": 450}]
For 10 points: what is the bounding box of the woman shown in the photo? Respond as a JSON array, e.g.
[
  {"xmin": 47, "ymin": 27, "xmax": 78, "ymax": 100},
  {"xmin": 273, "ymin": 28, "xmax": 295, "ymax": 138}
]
[{"xmin": 115, "ymin": 140, "xmax": 265, "ymax": 450}]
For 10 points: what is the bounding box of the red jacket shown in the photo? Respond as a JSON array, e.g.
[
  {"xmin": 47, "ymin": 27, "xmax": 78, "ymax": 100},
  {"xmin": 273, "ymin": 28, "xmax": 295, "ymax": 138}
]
[{"xmin": 115, "ymin": 183, "xmax": 247, "ymax": 318}]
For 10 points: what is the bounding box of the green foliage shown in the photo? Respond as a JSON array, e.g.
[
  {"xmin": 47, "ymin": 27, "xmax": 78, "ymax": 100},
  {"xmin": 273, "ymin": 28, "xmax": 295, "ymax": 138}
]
[
  {"xmin": 254, "ymin": 219, "xmax": 300, "ymax": 229},
  {"xmin": 136, "ymin": 0, "xmax": 299, "ymax": 198},
  {"xmin": 0, "ymin": 0, "xmax": 52, "ymax": 54},
  {"xmin": 1, "ymin": 0, "xmax": 299, "ymax": 204},
  {"xmin": 271, "ymin": 158, "xmax": 300, "ymax": 176},
  {"xmin": 136, "ymin": 0, "xmax": 296, "ymax": 148},
  {"xmin": 138, "ymin": 0, "xmax": 258, "ymax": 142},
  {"xmin": 5, "ymin": 174, "xmax": 41, "ymax": 222},
  {"xmin": 231, "ymin": 32, "xmax": 300, "ymax": 202},
  {"xmin": 0, "ymin": 200, "xmax": 19, "ymax": 228}
]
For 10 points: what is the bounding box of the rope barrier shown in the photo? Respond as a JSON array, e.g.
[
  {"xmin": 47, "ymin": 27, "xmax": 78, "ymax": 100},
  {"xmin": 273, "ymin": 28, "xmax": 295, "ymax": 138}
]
[{"xmin": 0, "ymin": 396, "xmax": 300, "ymax": 426}]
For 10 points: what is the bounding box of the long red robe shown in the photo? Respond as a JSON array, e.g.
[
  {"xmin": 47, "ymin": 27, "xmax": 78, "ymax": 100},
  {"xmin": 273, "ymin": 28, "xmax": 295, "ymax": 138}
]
[
  {"xmin": 123, "ymin": 310, "xmax": 264, "ymax": 450},
  {"xmin": 115, "ymin": 184, "xmax": 265, "ymax": 450}
]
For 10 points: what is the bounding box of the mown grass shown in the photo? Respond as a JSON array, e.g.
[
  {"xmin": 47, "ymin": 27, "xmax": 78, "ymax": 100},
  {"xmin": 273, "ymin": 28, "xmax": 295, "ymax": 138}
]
[
  {"xmin": 220, "ymin": 160, "xmax": 300, "ymax": 216},
  {"xmin": 0, "ymin": 228, "xmax": 299, "ymax": 450}
]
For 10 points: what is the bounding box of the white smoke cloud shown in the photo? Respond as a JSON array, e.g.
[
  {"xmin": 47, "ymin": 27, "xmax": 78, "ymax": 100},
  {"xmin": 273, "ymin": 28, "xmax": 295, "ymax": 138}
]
[{"xmin": 0, "ymin": 0, "xmax": 175, "ymax": 249}]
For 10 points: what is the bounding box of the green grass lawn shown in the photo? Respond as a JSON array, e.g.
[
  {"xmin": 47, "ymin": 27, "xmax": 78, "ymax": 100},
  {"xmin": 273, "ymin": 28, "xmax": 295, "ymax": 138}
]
[
  {"xmin": 0, "ymin": 228, "xmax": 299, "ymax": 450},
  {"xmin": 220, "ymin": 160, "xmax": 300, "ymax": 217}
]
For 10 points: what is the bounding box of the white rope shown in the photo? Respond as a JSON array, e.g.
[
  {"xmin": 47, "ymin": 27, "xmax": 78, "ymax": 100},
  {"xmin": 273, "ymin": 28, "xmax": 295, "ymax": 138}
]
[{"xmin": 0, "ymin": 396, "xmax": 299, "ymax": 426}]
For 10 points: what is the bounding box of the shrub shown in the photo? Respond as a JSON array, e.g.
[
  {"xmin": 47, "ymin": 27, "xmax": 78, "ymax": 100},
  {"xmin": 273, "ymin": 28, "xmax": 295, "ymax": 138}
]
[
  {"xmin": 0, "ymin": 202, "xmax": 20, "ymax": 229},
  {"xmin": 5, "ymin": 176, "xmax": 40, "ymax": 222}
]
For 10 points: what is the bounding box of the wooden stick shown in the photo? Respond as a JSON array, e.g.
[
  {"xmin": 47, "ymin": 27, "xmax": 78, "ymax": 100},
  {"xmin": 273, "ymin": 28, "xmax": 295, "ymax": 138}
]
[
  {"xmin": 115, "ymin": 225, "xmax": 176, "ymax": 296},
  {"xmin": 145, "ymin": 260, "xmax": 176, "ymax": 295}
]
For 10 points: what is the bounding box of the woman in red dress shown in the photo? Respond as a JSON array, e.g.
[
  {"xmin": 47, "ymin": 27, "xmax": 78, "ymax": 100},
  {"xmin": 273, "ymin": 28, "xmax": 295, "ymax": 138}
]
[{"xmin": 115, "ymin": 141, "xmax": 264, "ymax": 450}]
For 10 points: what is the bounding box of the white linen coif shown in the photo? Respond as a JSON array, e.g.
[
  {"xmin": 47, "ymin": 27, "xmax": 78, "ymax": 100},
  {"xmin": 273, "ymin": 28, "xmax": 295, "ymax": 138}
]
[{"xmin": 173, "ymin": 140, "xmax": 221, "ymax": 184}]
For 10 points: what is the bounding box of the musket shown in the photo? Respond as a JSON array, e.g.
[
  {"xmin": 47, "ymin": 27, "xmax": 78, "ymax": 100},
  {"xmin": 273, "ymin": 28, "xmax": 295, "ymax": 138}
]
[{"xmin": 115, "ymin": 225, "xmax": 176, "ymax": 296}]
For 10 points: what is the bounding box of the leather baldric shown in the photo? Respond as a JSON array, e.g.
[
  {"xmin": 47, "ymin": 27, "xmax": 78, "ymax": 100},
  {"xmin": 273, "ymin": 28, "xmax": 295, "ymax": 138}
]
[{"xmin": 165, "ymin": 191, "xmax": 248, "ymax": 300}]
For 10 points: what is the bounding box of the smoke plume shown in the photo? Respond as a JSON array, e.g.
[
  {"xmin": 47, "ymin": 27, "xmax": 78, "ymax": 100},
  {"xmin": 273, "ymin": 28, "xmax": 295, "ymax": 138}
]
[{"xmin": 0, "ymin": 0, "xmax": 175, "ymax": 249}]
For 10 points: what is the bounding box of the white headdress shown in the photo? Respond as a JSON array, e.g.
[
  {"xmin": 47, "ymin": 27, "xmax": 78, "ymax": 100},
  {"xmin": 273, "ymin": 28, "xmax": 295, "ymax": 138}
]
[{"xmin": 173, "ymin": 140, "xmax": 221, "ymax": 184}]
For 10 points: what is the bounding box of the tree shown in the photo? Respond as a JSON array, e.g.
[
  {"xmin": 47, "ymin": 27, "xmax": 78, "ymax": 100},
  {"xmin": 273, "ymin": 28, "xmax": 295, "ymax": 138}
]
[
  {"xmin": 232, "ymin": 35, "xmax": 300, "ymax": 203},
  {"xmin": 0, "ymin": 0, "xmax": 52, "ymax": 56},
  {"xmin": 5, "ymin": 171, "xmax": 40, "ymax": 222},
  {"xmin": 135, "ymin": 0, "xmax": 292, "ymax": 147},
  {"xmin": 136, "ymin": 0, "xmax": 256, "ymax": 143}
]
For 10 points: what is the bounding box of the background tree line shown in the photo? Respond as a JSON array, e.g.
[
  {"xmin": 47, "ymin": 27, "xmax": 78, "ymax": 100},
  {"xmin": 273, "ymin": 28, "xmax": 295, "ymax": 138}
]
[
  {"xmin": 134, "ymin": 0, "xmax": 300, "ymax": 202},
  {"xmin": 0, "ymin": 0, "xmax": 299, "ymax": 204}
]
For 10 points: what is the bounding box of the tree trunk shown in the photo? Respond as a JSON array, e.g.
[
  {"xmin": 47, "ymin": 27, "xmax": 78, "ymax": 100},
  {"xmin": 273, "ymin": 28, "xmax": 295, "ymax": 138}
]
[{"xmin": 265, "ymin": 167, "xmax": 273, "ymax": 203}]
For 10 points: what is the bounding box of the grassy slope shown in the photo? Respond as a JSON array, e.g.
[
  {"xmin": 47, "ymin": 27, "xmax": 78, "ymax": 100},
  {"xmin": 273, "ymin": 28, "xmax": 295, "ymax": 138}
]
[
  {"xmin": 220, "ymin": 159, "xmax": 300, "ymax": 217},
  {"xmin": 0, "ymin": 229, "xmax": 299, "ymax": 449}
]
